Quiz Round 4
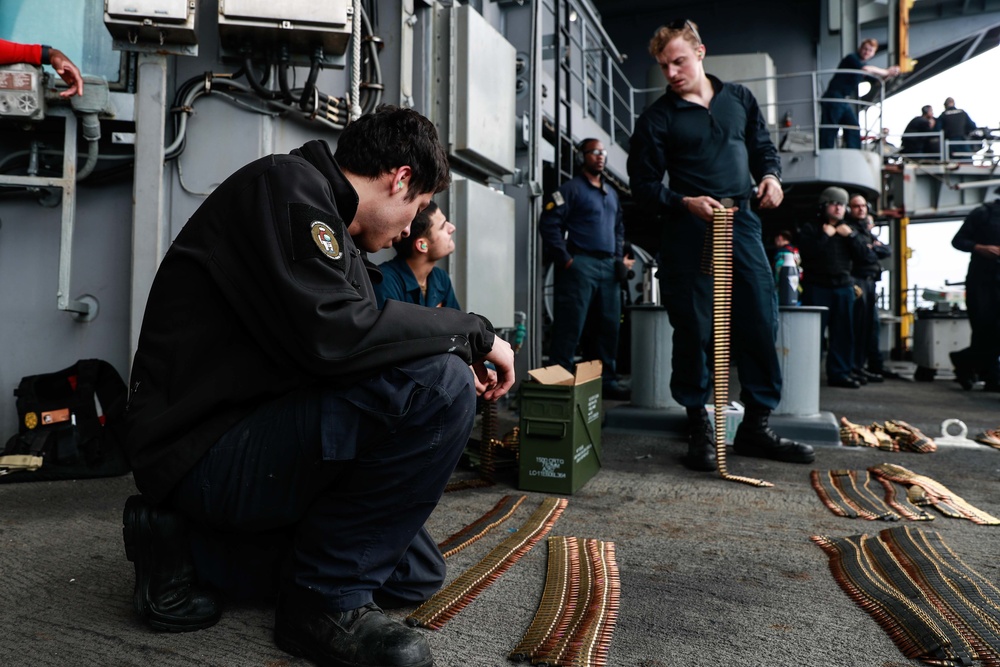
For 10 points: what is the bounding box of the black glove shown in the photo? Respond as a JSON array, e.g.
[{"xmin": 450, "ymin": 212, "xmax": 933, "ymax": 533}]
[{"xmin": 614, "ymin": 259, "xmax": 628, "ymax": 283}]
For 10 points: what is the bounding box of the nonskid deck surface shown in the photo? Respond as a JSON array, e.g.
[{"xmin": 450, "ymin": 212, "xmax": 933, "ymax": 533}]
[{"xmin": 1, "ymin": 369, "xmax": 997, "ymax": 666}]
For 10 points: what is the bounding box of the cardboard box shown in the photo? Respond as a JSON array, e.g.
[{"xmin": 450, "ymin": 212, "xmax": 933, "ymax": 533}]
[{"xmin": 518, "ymin": 361, "xmax": 602, "ymax": 494}]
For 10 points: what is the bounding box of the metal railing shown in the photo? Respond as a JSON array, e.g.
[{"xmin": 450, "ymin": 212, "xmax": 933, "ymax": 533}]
[
  {"xmin": 633, "ymin": 68, "xmax": 889, "ymax": 157},
  {"xmin": 879, "ymin": 127, "xmax": 1000, "ymax": 164},
  {"xmin": 903, "ymin": 284, "xmax": 968, "ymax": 313},
  {"xmin": 541, "ymin": 0, "xmax": 636, "ymax": 147},
  {"xmin": 532, "ymin": 10, "xmax": 999, "ymax": 170},
  {"xmin": 635, "ymin": 66, "xmax": 999, "ymax": 168}
]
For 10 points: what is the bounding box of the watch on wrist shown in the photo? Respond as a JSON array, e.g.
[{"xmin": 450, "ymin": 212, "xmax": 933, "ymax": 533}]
[{"xmin": 762, "ymin": 173, "xmax": 781, "ymax": 185}]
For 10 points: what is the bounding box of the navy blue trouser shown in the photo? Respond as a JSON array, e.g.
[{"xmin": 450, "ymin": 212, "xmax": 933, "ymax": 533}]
[
  {"xmin": 820, "ymin": 100, "xmax": 861, "ymax": 149},
  {"xmin": 548, "ymin": 254, "xmax": 621, "ymax": 382},
  {"xmin": 802, "ymin": 283, "xmax": 855, "ymax": 380},
  {"xmin": 658, "ymin": 203, "xmax": 782, "ymax": 410},
  {"xmin": 852, "ymin": 276, "xmax": 883, "ymax": 371},
  {"xmin": 167, "ymin": 353, "xmax": 475, "ymax": 611},
  {"xmin": 964, "ymin": 276, "xmax": 1000, "ymax": 384}
]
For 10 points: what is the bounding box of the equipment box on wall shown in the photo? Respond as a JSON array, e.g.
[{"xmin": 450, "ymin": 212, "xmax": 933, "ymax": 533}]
[{"xmin": 518, "ymin": 361, "xmax": 602, "ymax": 494}]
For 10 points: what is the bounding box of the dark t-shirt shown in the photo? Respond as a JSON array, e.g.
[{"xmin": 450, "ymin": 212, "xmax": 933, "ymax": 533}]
[
  {"xmin": 823, "ymin": 53, "xmax": 866, "ymax": 99},
  {"xmin": 900, "ymin": 116, "xmax": 936, "ymax": 154}
]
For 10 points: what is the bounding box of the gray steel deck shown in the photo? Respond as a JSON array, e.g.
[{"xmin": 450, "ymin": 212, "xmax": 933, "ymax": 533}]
[{"xmin": 2, "ymin": 367, "xmax": 998, "ymax": 666}]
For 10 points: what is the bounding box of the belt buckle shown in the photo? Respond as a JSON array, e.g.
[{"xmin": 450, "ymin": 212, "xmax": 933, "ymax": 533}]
[{"xmin": 720, "ymin": 197, "xmax": 735, "ymax": 208}]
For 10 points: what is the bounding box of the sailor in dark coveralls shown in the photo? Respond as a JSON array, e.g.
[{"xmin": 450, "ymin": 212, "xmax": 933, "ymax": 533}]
[
  {"xmin": 120, "ymin": 105, "xmax": 514, "ymax": 667},
  {"xmin": 847, "ymin": 194, "xmax": 891, "ymax": 381},
  {"xmin": 627, "ymin": 20, "xmax": 814, "ymax": 472},
  {"xmin": 539, "ymin": 138, "xmax": 631, "ymax": 401},
  {"xmin": 950, "ymin": 199, "xmax": 1000, "ymax": 391},
  {"xmin": 798, "ymin": 187, "xmax": 878, "ymax": 389}
]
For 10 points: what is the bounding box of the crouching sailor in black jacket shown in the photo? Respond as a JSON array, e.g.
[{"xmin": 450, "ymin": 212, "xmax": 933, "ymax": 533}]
[{"xmin": 121, "ymin": 105, "xmax": 514, "ymax": 667}]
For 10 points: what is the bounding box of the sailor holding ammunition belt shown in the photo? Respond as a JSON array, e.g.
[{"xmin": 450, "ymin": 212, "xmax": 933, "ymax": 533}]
[{"xmin": 628, "ymin": 19, "xmax": 814, "ymax": 472}]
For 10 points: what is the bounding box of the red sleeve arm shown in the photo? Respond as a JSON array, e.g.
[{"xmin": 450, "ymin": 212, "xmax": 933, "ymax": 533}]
[{"xmin": 0, "ymin": 39, "xmax": 42, "ymax": 66}]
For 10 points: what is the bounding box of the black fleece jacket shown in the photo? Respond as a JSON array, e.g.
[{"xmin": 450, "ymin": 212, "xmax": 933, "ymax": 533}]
[
  {"xmin": 123, "ymin": 140, "xmax": 494, "ymax": 502},
  {"xmin": 798, "ymin": 217, "xmax": 875, "ymax": 287},
  {"xmin": 628, "ymin": 74, "xmax": 780, "ymax": 212}
]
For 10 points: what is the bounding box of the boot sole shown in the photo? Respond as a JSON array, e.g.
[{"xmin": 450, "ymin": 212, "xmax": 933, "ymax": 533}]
[
  {"xmin": 681, "ymin": 457, "xmax": 717, "ymax": 472},
  {"xmin": 274, "ymin": 627, "xmax": 434, "ymax": 667}
]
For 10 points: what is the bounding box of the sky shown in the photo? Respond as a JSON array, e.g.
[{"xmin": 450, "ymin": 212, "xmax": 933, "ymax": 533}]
[
  {"xmin": 880, "ymin": 48, "xmax": 998, "ymax": 142},
  {"xmin": 874, "ymin": 47, "xmax": 999, "ymax": 304}
]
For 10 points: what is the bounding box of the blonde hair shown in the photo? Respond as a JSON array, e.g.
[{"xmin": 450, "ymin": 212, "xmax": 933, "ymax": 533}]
[{"xmin": 649, "ymin": 20, "xmax": 702, "ymax": 56}]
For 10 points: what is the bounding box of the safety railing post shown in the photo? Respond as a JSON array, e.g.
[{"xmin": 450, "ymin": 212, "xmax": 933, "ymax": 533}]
[
  {"xmin": 580, "ymin": 17, "xmax": 588, "ymax": 120},
  {"xmin": 811, "ymin": 71, "xmax": 820, "ymax": 155},
  {"xmin": 606, "ymin": 54, "xmax": 614, "ymax": 143}
]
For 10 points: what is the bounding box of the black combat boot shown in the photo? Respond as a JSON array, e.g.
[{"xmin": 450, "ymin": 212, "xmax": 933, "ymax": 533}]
[
  {"xmin": 682, "ymin": 407, "xmax": 717, "ymax": 472},
  {"xmin": 122, "ymin": 495, "xmax": 222, "ymax": 632},
  {"xmin": 733, "ymin": 406, "xmax": 815, "ymax": 463},
  {"xmin": 983, "ymin": 360, "xmax": 1000, "ymax": 392},
  {"xmin": 949, "ymin": 350, "xmax": 975, "ymax": 390},
  {"xmin": 275, "ymin": 590, "xmax": 433, "ymax": 667}
]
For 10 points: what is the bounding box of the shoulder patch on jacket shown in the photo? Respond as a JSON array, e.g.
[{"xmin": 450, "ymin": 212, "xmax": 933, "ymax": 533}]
[
  {"xmin": 551, "ymin": 191, "xmax": 565, "ymax": 207},
  {"xmin": 289, "ymin": 202, "xmax": 347, "ymax": 271}
]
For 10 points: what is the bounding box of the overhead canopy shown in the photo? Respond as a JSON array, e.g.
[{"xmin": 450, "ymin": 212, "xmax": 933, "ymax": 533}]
[{"xmin": 884, "ymin": 22, "xmax": 1000, "ymax": 98}]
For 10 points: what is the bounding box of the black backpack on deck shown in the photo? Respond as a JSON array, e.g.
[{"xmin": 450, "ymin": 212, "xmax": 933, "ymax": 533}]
[{"xmin": 0, "ymin": 359, "xmax": 129, "ymax": 482}]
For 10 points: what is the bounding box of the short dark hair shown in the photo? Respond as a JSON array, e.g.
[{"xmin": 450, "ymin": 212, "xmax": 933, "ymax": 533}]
[
  {"xmin": 775, "ymin": 229, "xmax": 793, "ymax": 242},
  {"xmin": 921, "ymin": 105, "xmax": 932, "ymax": 115},
  {"xmin": 334, "ymin": 105, "xmax": 451, "ymax": 200},
  {"xmin": 393, "ymin": 201, "xmax": 440, "ymax": 258}
]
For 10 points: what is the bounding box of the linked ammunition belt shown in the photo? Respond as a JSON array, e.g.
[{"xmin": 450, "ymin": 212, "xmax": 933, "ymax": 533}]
[
  {"xmin": 709, "ymin": 206, "xmax": 772, "ymax": 487},
  {"xmin": 509, "ymin": 536, "xmax": 620, "ymax": 666},
  {"xmin": 407, "ymin": 497, "xmax": 568, "ymax": 630},
  {"xmin": 874, "ymin": 474, "xmax": 936, "ymax": 521},
  {"xmin": 840, "ymin": 417, "xmax": 937, "ymax": 453},
  {"xmin": 813, "ymin": 526, "xmax": 1000, "ymax": 666},
  {"xmin": 480, "ymin": 399, "xmax": 499, "ymax": 483},
  {"xmin": 444, "ymin": 477, "xmax": 494, "ymax": 492},
  {"xmin": 437, "ymin": 494, "xmax": 527, "ymax": 559},
  {"xmin": 974, "ymin": 429, "xmax": 1000, "ymax": 449},
  {"xmin": 445, "ymin": 403, "xmax": 520, "ymax": 493},
  {"xmin": 870, "ymin": 463, "xmax": 1000, "ymax": 526},
  {"xmin": 811, "ymin": 465, "xmax": 997, "ymax": 524},
  {"xmin": 446, "ymin": 401, "xmax": 498, "ymax": 492},
  {"xmin": 810, "ymin": 469, "xmax": 900, "ymax": 521}
]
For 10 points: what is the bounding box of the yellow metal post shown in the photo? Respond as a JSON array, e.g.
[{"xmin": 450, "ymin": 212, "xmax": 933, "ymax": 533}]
[
  {"xmin": 899, "ymin": 0, "xmax": 917, "ymax": 73},
  {"xmin": 898, "ymin": 216, "xmax": 912, "ymax": 352}
]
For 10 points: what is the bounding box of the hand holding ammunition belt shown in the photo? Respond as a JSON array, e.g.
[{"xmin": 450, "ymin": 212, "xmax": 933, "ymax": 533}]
[{"xmin": 708, "ymin": 204, "xmax": 773, "ymax": 488}]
